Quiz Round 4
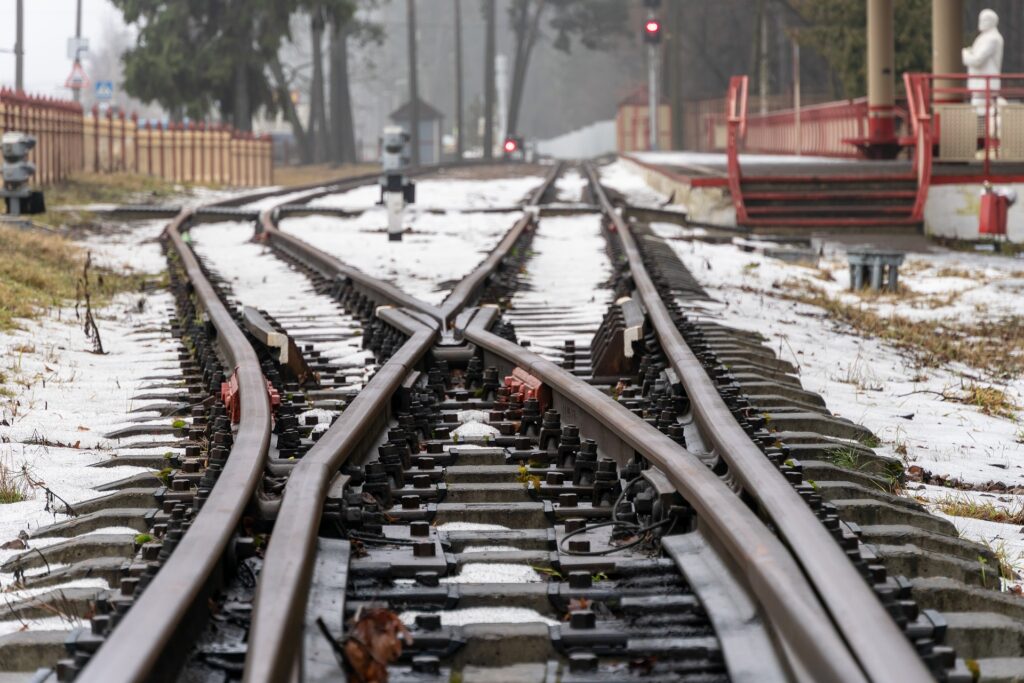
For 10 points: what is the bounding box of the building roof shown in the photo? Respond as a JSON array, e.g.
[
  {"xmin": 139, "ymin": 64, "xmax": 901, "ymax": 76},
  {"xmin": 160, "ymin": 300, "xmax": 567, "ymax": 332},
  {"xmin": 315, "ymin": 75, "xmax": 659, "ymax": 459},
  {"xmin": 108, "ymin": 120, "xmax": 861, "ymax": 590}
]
[{"xmin": 390, "ymin": 97, "xmax": 444, "ymax": 122}]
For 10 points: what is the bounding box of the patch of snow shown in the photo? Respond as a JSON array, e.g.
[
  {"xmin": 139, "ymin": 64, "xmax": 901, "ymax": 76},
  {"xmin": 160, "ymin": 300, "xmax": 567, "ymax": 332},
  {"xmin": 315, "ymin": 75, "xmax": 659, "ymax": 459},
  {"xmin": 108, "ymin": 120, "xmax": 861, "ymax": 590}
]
[
  {"xmin": 600, "ymin": 160, "xmax": 675, "ymax": 210},
  {"xmin": 0, "ymin": 617, "xmax": 79, "ymax": 638},
  {"xmin": 452, "ymin": 421, "xmax": 500, "ymax": 440},
  {"xmin": 505, "ymin": 214, "xmax": 613, "ymax": 356},
  {"xmin": 279, "ymin": 210, "xmax": 525, "ymax": 306},
  {"xmin": 440, "ymin": 563, "xmax": 541, "ymax": 583},
  {"xmin": 400, "ymin": 607, "xmax": 558, "ymax": 627},
  {"xmin": 554, "ymin": 169, "xmax": 587, "ymax": 203},
  {"xmin": 632, "ymin": 151, "xmax": 848, "ymax": 167},
  {"xmin": 456, "ymin": 410, "xmax": 490, "ymax": 425},
  {"xmin": 436, "ymin": 522, "xmax": 510, "ymax": 532},
  {"xmin": 662, "ymin": 236, "xmax": 1024, "ymax": 575},
  {"xmin": 187, "ymin": 221, "xmax": 372, "ymax": 386},
  {"xmin": 309, "ymin": 176, "xmax": 545, "ymax": 212}
]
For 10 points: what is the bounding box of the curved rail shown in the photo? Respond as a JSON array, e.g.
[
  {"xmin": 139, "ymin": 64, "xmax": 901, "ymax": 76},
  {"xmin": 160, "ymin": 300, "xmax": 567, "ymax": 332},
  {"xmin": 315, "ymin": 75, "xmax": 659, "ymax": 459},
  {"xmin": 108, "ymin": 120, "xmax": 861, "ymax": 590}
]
[
  {"xmin": 72, "ymin": 161, "xmax": 543, "ymax": 683},
  {"xmin": 459, "ymin": 307, "xmax": 865, "ymax": 682},
  {"xmin": 257, "ymin": 162, "xmax": 564, "ymax": 328},
  {"xmin": 244, "ymin": 310, "xmax": 438, "ymax": 682},
  {"xmin": 243, "ymin": 164, "xmax": 561, "ymax": 680},
  {"xmin": 242, "ymin": 163, "xmax": 868, "ymax": 681},
  {"xmin": 77, "ymin": 209, "xmax": 273, "ymax": 683},
  {"xmin": 582, "ymin": 163, "xmax": 932, "ymax": 683}
]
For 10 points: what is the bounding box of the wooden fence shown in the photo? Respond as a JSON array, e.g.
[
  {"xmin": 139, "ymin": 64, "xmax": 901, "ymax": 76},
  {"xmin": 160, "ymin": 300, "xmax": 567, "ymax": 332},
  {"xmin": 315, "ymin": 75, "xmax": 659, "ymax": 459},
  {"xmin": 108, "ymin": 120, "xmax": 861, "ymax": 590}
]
[
  {"xmin": 0, "ymin": 89, "xmax": 84, "ymax": 185},
  {"xmin": 0, "ymin": 88, "xmax": 273, "ymax": 187}
]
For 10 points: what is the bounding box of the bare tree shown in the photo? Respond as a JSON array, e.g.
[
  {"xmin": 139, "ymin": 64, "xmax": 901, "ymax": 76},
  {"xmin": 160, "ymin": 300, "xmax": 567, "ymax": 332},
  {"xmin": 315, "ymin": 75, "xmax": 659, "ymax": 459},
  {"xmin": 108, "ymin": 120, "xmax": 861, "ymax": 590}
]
[
  {"xmin": 329, "ymin": 19, "xmax": 357, "ymax": 163},
  {"xmin": 308, "ymin": 5, "xmax": 330, "ymax": 162}
]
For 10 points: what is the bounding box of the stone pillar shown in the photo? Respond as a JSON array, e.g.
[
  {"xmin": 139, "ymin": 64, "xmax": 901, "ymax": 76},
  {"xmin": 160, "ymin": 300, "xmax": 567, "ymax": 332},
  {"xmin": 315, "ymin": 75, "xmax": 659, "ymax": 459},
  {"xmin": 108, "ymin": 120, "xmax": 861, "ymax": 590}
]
[
  {"xmin": 867, "ymin": 0, "xmax": 896, "ymax": 146},
  {"xmin": 932, "ymin": 0, "xmax": 965, "ymax": 99}
]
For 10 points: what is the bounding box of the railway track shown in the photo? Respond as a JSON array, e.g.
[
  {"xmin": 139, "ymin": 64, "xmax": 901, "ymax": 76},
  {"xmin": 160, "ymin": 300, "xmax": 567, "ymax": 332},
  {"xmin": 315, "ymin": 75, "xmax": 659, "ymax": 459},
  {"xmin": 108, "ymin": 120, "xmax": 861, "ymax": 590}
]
[{"xmin": 4, "ymin": 161, "xmax": 1022, "ymax": 682}]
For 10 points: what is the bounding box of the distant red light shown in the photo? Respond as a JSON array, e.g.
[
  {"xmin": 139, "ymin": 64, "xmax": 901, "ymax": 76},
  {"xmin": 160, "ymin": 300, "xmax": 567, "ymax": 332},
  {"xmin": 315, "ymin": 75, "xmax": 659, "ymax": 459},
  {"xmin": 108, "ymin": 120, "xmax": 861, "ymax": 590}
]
[
  {"xmin": 644, "ymin": 20, "xmax": 660, "ymax": 34},
  {"xmin": 504, "ymin": 139, "xmax": 518, "ymax": 153}
]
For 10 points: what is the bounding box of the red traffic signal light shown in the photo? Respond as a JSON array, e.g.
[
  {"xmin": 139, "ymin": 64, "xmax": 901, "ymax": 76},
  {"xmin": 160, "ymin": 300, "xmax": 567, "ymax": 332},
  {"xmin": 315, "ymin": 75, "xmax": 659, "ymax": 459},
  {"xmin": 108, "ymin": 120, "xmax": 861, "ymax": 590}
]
[
  {"xmin": 643, "ymin": 18, "xmax": 661, "ymax": 44},
  {"xmin": 503, "ymin": 138, "xmax": 518, "ymax": 153}
]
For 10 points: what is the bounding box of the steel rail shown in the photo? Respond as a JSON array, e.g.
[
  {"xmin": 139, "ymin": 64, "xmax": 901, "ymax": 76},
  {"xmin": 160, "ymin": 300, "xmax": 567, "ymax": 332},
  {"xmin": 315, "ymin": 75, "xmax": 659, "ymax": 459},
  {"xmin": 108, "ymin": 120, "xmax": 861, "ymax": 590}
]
[
  {"xmin": 241, "ymin": 164, "xmax": 562, "ymax": 680},
  {"xmin": 244, "ymin": 309, "xmax": 438, "ymax": 683},
  {"xmin": 76, "ymin": 209, "xmax": 273, "ymax": 683},
  {"xmin": 239, "ymin": 163, "xmax": 868, "ymax": 680},
  {"xmin": 459, "ymin": 306, "xmax": 866, "ymax": 683},
  {"xmin": 438, "ymin": 161, "xmax": 562, "ymax": 325},
  {"xmin": 582, "ymin": 163, "xmax": 933, "ymax": 683},
  {"xmin": 256, "ymin": 162, "xmax": 564, "ymax": 328},
  {"xmin": 72, "ymin": 161, "xmax": 532, "ymax": 682}
]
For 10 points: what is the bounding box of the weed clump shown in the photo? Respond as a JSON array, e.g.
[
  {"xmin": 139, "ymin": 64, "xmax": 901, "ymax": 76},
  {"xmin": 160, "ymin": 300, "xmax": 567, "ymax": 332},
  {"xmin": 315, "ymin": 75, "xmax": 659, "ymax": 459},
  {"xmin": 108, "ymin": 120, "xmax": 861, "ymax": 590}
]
[{"xmin": 0, "ymin": 226, "xmax": 139, "ymax": 330}]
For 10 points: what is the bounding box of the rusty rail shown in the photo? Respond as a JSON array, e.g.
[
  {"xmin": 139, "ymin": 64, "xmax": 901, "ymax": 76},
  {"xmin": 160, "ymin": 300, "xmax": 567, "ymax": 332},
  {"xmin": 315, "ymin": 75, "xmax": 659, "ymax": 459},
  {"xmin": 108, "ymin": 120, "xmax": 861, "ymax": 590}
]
[
  {"xmin": 582, "ymin": 163, "xmax": 932, "ymax": 683},
  {"xmin": 242, "ymin": 164, "xmax": 562, "ymax": 680},
  {"xmin": 72, "ymin": 163, "xmax": 481, "ymax": 682},
  {"xmin": 244, "ymin": 308, "xmax": 438, "ymax": 682},
  {"xmin": 243, "ymin": 163, "xmax": 867, "ymax": 681},
  {"xmin": 76, "ymin": 207, "xmax": 273, "ymax": 683}
]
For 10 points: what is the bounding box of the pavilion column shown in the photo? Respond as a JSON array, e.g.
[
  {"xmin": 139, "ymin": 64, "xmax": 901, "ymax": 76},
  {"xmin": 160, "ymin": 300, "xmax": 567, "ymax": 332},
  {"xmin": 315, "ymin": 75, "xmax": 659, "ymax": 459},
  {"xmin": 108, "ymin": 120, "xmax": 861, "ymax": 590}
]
[
  {"xmin": 932, "ymin": 0, "xmax": 964, "ymax": 100},
  {"xmin": 867, "ymin": 0, "xmax": 896, "ymax": 147}
]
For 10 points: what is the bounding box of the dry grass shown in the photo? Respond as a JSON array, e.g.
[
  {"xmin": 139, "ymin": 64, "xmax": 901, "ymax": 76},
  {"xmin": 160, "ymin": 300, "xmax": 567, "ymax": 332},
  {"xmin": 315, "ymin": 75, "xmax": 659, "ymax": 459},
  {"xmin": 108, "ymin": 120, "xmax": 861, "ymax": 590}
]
[
  {"xmin": 959, "ymin": 384, "xmax": 1018, "ymax": 420},
  {"xmin": 272, "ymin": 163, "xmax": 377, "ymax": 188},
  {"xmin": 782, "ymin": 282, "xmax": 1024, "ymax": 378},
  {"xmin": 36, "ymin": 173, "xmax": 187, "ymax": 228},
  {"xmin": 934, "ymin": 266, "xmax": 975, "ymax": 279},
  {"xmin": 0, "ymin": 460, "xmax": 29, "ymax": 504},
  {"xmin": 931, "ymin": 493, "xmax": 1024, "ymax": 525},
  {"xmin": 0, "ymin": 225, "xmax": 140, "ymax": 330}
]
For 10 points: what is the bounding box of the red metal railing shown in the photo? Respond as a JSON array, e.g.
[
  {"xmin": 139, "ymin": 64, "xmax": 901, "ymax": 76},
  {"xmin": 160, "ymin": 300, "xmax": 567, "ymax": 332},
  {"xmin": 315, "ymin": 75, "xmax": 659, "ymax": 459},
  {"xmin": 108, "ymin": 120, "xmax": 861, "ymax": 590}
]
[
  {"xmin": 710, "ymin": 91, "xmax": 911, "ymax": 159},
  {"xmin": 726, "ymin": 76, "xmax": 749, "ymax": 221},
  {"xmin": 905, "ymin": 72, "xmax": 1024, "ymax": 174}
]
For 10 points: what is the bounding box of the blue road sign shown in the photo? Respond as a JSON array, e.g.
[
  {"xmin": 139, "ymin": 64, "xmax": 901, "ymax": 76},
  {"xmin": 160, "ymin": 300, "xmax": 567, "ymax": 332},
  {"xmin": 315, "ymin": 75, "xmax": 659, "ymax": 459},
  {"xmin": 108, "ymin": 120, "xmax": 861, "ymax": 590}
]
[{"xmin": 95, "ymin": 81, "xmax": 114, "ymax": 101}]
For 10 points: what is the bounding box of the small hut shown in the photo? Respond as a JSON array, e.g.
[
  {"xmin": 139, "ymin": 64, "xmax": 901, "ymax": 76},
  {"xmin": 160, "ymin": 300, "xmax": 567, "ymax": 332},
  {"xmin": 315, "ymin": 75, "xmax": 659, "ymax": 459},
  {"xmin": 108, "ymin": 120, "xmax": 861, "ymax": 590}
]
[{"xmin": 390, "ymin": 97, "xmax": 444, "ymax": 164}]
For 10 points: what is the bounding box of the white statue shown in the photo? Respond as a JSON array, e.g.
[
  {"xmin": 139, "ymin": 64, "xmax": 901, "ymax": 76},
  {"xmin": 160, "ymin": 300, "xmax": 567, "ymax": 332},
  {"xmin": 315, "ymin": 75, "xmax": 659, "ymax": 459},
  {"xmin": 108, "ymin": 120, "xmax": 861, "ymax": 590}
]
[{"xmin": 962, "ymin": 9, "xmax": 1004, "ymax": 111}]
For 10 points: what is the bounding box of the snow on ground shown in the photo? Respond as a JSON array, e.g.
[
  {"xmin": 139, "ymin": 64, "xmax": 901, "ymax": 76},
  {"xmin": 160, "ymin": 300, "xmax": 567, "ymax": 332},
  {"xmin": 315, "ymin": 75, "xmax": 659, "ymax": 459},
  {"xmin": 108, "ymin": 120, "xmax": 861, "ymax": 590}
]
[
  {"xmin": 400, "ymin": 606, "xmax": 558, "ymax": 627},
  {"xmin": 505, "ymin": 214, "xmax": 613, "ymax": 357},
  {"xmin": 600, "ymin": 159, "xmax": 674, "ymax": 209},
  {"xmin": 308, "ymin": 175, "xmax": 545, "ymax": 212},
  {"xmin": 658, "ymin": 235, "xmax": 1024, "ymax": 577},
  {"xmin": 279, "ymin": 210, "xmax": 525, "ymax": 306},
  {"xmin": 0, "ymin": 220, "xmax": 184, "ymax": 621},
  {"xmin": 631, "ymin": 151, "xmax": 848, "ymax": 168},
  {"xmin": 188, "ymin": 221, "xmax": 372, "ymax": 383},
  {"xmin": 554, "ymin": 169, "xmax": 588, "ymax": 203}
]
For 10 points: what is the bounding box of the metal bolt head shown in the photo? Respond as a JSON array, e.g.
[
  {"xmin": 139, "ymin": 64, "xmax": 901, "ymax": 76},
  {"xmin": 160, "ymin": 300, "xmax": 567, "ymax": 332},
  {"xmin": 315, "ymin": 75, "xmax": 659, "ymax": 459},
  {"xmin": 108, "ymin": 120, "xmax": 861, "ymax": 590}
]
[
  {"xmin": 569, "ymin": 609, "xmax": 596, "ymax": 629},
  {"xmin": 413, "ymin": 541, "xmax": 436, "ymax": 557},
  {"xmin": 415, "ymin": 613, "xmax": 442, "ymax": 630}
]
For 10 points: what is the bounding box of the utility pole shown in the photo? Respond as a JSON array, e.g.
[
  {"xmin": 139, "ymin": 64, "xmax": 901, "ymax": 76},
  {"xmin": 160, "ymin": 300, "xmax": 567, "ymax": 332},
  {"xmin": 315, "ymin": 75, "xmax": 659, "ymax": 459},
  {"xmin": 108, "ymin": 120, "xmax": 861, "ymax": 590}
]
[
  {"xmin": 758, "ymin": 0, "xmax": 768, "ymax": 115},
  {"xmin": 453, "ymin": 0, "xmax": 464, "ymax": 159},
  {"xmin": 642, "ymin": 9, "xmax": 662, "ymax": 151},
  {"xmin": 74, "ymin": 0, "xmax": 83, "ymax": 102},
  {"xmin": 792, "ymin": 36, "xmax": 801, "ymax": 156},
  {"xmin": 483, "ymin": 0, "xmax": 495, "ymax": 160},
  {"xmin": 666, "ymin": 0, "xmax": 683, "ymax": 150},
  {"xmin": 15, "ymin": 0, "xmax": 24, "ymax": 92},
  {"xmin": 407, "ymin": 0, "xmax": 420, "ymax": 165}
]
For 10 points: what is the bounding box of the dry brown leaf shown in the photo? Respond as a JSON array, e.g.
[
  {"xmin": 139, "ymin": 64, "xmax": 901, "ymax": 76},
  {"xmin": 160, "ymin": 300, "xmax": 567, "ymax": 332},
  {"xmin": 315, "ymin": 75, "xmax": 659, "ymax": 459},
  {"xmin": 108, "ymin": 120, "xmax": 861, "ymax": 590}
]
[{"xmin": 343, "ymin": 608, "xmax": 412, "ymax": 683}]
